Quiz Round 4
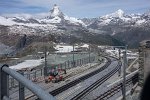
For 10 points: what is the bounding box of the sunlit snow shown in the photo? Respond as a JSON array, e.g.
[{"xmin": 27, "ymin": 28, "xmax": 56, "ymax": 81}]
[{"xmin": 10, "ymin": 59, "xmax": 44, "ymax": 70}]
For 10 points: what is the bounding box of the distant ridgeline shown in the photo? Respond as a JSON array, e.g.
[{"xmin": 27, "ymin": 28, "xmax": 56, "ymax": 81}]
[{"xmin": 0, "ymin": 4, "xmax": 150, "ymax": 49}]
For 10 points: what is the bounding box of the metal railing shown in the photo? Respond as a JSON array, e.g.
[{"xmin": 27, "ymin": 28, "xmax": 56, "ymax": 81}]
[{"xmin": 0, "ymin": 64, "xmax": 56, "ymax": 100}]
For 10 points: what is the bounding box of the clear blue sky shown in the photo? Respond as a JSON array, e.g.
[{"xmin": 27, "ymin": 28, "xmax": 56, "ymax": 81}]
[{"xmin": 0, "ymin": 0, "xmax": 150, "ymax": 18}]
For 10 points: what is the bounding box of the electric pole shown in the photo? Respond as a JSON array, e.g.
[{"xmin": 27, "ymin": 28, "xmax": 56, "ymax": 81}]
[
  {"xmin": 73, "ymin": 44, "xmax": 75, "ymax": 67},
  {"xmin": 118, "ymin": 49, "xmax": 121, "ymax": 76},
  {"xmin": 44, "ymin": 46, "xmax": 47, "ymax": 76},
  {"xmin": 89, "ymin": 44, "xmax": 91, "ymax": 63},
  {"xmin": 123, "ymin": 45, "xmax": 127, "ymax": 100}
]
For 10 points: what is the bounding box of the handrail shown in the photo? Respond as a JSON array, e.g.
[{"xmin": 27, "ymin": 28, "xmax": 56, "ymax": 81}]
[
  {"xmin": 107, "ymin": 70, "xmax": 139, "ymax": 88},
  {"xmin": 2, "ymin": 96, "xmax": 10, "ymax": 100},
  {"xmin": 94, "ymin": 73, "xmax": 139, "ymax": 100},
  {"xmin": 0, "ymin": 64, "xmax": 56, "ymax": 100}
]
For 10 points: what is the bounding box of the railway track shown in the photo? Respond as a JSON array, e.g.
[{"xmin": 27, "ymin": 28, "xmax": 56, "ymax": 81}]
[
  {"xmin": 49, "ymin": 57, "xmax": 111, "ymax": 96},
  {"xmin": 26, "ymin": 57, "xmax": 111, "ymax": 99},
  {"xmin": 70, "ymin": 59, "xmax": 121, "ymax": 100},
  {"xmin": 94, "ymin": 73, "xmax": 139, "ymax": 100}
]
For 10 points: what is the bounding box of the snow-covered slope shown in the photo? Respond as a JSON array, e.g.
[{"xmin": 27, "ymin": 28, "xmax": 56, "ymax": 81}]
[
  {"xmin": 1, "ymin": 6, "xmax": 150, "ymax": 49},
  {"xmin": 0, "ymin": 4, "xmax": 85, "ymax": 26},
  {"xmin": 0, "ymin": 16, "xmax": 16, "ymax": 26},
  {"xmin": 42, "ymin": 4, "xmax": 85, "ymax": 25},
  {"xmin": 50, "ymin": 4, "xmax": 64, "ymax": 18},
  {"xmin": 0, "ymin": 4, "xmax": 86, "ymax": 37},
  {"xmin": 10, "ymin": 59, "xmax": 44, "ymax": 70},
  {"xmin": 83, "ymin": 9, "xmax": 150, "ymax": 27},
  {"xmin": 101, "ymin": 9, "xmax": 124, "ymax": 19}
]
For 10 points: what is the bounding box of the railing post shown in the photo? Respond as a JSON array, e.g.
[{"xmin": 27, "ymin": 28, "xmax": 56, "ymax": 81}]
[
  {"xmin": 0, "ymin": 64, "xmax": 1, "ymax": 100},
  {"xmin": 0, "ymin": 64, "xmax": 9, "ymax": 100},
  {"xmin": 19, "ymin": 71, "xmax": 24, "ymax": 100}
]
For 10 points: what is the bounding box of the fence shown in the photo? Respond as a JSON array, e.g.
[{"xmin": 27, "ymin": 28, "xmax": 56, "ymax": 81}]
[
  {"xmin": 9, "ymin": 68, "xmax": 43, "ymax": 89},
  {"xmin": 8, "ymin": 56, "xmax": 97, "ymax": 89},
  {"xmin": 47, "ymin": 56, "xmax": 96, "ymax": 71}
]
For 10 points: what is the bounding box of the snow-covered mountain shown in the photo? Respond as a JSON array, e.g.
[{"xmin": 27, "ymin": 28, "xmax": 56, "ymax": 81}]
[
  {"xmin": 102, "ymin": 9, "xmax": 124, "ymax": 19},
  {"xmin": 82, "ymin": 9, "xmax": 150, "ymax": 48},
  {"xmin": 49, "ymin": 4, "xmax": 64, "ymax": 18},
  {"xmin": 82, "ymin": 9, "xmax": 150, "ymax": 37},
  {"xmin": 84, "ymin": 9, "xmax": 150, "ymax": 28},
  {"xmin": 0, "ymin": 4, "xmax": 87, "ymax": 38},
  {"xmin": 0, "ymin": 6, "xmax": 150, "ymax": 49},
  {"xmin": 1, "ymin": 6, "xmax": 150, "ymax": 35},
  {"xmin": 0, "ymin": 4, "xmax": 85, "ymax": 26},
  {"xmin": 42, "ymin": 4, "xmax": 85, "ymax": 25}
]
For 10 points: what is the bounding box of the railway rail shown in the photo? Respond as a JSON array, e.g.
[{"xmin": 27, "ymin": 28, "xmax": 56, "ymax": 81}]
[
  {"xmin": 94, "ymin": 73, "xmax": 139, "ymax": 100},
  {"xmin": 71, "ymin": 59, "xmax": 121, "ymax": 100},
  {"xmin": 25, "ymin": 57, "xmax": 111, "ymax": 99},
  {"xmin": 49, "ymin": 57, "xmax": 111, "ymax": 96}
]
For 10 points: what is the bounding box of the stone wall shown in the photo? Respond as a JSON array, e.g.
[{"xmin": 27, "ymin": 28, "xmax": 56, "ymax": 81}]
[
  {"xmin": 139, "ymin": 40, "xmax": 150, "ymax": 87},
  {"xmin": 138, "ymin": 46, "xmax": 144, "ymax": 87}
]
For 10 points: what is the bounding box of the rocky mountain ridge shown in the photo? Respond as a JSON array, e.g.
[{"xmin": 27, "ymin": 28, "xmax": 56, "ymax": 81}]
[{"xmin": 0, "ymin": 4, "xmax": 150, "ymax": 51}]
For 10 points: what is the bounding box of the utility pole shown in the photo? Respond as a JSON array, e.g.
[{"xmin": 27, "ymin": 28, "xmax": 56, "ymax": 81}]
[
  {"xmin": 123, "ymin": 45, "xmax": 127, "ymax": 100},
  {"xmin": 44, "ymin": 46, "xmax": 47, "ymax": 76},
  {"xmin": 110, "ymin": 45, "xmax": 127, "ymax": 100},
  {"xmin": 89, "ymin": 44, "xmax": 91, "ymax": 63},
  {"xmin": 73, "ymin": 44, "xmax": 75, "ymax": 67},
  {"xmin": 118, "ymin": 49, "xmax": 121, "ymax": 76}
]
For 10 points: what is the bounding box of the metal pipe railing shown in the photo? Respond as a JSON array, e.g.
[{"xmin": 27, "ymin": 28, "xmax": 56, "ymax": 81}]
[
  {"xmin": 0, "ymin": 64, "xmax": 56, "ymax": 100},
  {"xmin": 2, "ymin": 96, "xmax": 10, "ymax": 100}
]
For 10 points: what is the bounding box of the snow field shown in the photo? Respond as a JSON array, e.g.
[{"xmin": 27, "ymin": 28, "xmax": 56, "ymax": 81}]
[{"xmin": 10, "ymin": 59, "xmax": 44, "ymax": 70}]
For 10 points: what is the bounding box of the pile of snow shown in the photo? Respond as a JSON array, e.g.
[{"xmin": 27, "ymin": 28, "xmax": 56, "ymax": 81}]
[
  {"xmin": 10, "ymin": 59, "xmax": 44, "ymax": 70},
  {"xmin": 106, "ymin": 49, "xmax": 119, "ymax": 57},
  {"xmin": 54, "ymin": 44, "xmax": 91, "ymax": 53},
  {"xmin": 80, "ymin": 44, "xmax": 89, "ymax": 48},
  {"xmin": 54, "ymin": 45, "xmax": 76, "ymax": 53},
  {"xmin": 105, "ymin": 48, "xmax": 138, "ymax": 59}
]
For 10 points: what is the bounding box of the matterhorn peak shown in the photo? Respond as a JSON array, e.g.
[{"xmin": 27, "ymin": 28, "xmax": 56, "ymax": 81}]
[
  {"xmin": 49, "ymin": 4, "xmax": 64, "ymax": 18},
  {"xmin": 115, "ymin": 9, "xmax": 124, "ymax": 17}
]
